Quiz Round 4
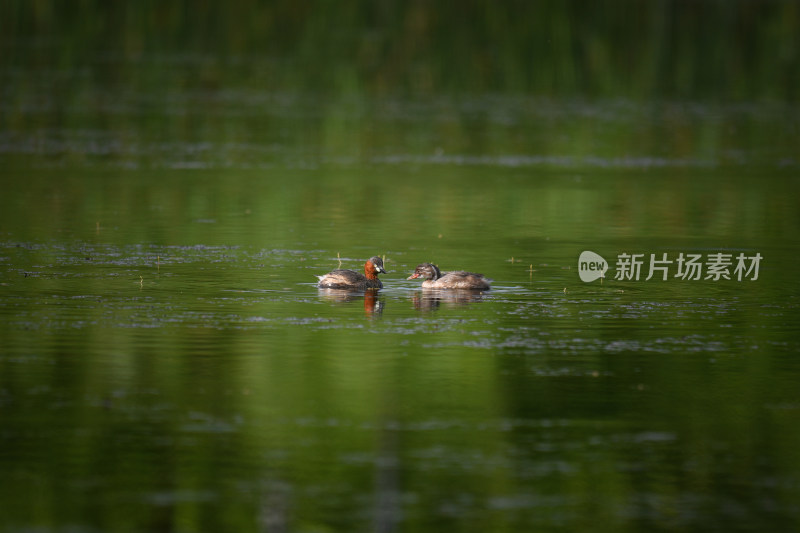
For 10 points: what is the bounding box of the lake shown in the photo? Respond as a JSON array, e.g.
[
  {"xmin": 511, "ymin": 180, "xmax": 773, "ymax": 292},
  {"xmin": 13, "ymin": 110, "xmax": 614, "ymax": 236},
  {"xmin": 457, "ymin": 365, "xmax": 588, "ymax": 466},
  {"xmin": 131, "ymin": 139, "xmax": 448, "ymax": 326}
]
[{"xmin": 2, "ymin": 3, "xmax": 800, "ymax": 532}]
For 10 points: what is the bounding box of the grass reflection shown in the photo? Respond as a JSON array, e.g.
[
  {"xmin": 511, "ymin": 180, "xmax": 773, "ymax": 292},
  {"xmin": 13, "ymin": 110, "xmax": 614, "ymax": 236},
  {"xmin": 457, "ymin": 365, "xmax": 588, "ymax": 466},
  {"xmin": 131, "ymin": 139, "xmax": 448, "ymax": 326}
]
[{"xmin": 2, "ymin": 1, "xmax": 797, "ymax": 99}]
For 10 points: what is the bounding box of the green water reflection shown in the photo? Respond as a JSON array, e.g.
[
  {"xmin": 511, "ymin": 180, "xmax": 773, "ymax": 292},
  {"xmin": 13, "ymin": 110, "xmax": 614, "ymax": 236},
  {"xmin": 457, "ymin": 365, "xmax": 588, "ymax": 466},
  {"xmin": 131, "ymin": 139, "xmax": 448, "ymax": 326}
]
[
  {"xmin": 2, "ymin": 166, "xmax": 800, "ymax": 532},
  {"xmin": 2, "ymin": 2, "xmax": 800, "ymax": 532}
]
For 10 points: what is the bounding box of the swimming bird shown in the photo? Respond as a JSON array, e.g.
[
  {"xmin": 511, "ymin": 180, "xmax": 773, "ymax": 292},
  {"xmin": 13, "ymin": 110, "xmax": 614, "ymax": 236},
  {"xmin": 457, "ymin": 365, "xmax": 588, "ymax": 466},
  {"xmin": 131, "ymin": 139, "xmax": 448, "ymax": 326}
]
[
  {"xmin": 407, "ymin": 262, "xmax": 491, "ymax": 290},
  {"xmin": 317, "ymin": 256, "xmax": 387, "ymax": 290}
]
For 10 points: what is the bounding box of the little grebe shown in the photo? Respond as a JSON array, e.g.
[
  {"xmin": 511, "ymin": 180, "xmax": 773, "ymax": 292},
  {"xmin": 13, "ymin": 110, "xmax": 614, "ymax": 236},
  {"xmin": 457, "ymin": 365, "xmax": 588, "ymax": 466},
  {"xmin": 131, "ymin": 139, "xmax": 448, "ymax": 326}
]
[
  {"xmin": 407, "ymin": 263, "xmax": 491, "ymax": 290},
  {"xmin": 317, "ymin": 256, "xmax": 386, "ymax": 290}
]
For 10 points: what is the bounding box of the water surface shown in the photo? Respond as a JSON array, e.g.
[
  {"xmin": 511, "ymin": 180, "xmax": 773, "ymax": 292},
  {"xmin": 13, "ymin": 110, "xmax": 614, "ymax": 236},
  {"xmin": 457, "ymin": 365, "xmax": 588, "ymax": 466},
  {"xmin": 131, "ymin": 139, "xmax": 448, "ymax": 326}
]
[{"xmin": 3, "ymin": 158, "xmax": 800, "ymax": 532}]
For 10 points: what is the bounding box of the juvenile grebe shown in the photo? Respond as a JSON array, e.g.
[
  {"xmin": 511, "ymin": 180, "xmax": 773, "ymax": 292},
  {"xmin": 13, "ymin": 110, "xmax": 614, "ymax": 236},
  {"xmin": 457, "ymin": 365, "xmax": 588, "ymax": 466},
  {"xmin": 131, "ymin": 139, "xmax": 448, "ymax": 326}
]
[{"xmin": 407, "ymin": 262, "xmax": 491, "ymax": 290}]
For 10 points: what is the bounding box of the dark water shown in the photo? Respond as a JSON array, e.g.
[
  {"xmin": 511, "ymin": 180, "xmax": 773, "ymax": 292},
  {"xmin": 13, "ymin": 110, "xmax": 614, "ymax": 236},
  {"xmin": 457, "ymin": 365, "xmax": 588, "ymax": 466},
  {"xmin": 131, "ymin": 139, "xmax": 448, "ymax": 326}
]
[{"xmin": 3, "ymin": 4, "xmax": 800, "ymax": 532}]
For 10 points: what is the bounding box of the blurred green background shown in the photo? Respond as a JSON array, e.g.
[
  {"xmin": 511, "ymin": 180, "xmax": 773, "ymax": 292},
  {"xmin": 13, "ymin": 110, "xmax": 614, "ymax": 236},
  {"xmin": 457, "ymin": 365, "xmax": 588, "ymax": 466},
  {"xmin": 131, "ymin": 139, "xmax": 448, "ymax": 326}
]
[
  {"xmin": 3, "ymin": 0, "xmax": 798, "ymax": 98},
  {"xmin": 2, "ymin": 1, "xmax": 799, "ymax": 173}
]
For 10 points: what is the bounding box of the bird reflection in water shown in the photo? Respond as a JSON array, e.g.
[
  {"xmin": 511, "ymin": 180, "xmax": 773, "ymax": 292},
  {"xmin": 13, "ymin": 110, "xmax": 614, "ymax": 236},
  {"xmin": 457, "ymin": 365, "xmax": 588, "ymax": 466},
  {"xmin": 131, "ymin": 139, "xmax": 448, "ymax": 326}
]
[
  {"xmin": 411, "ymin": 289, "xmax": 487, "ymax": 311},
  {"xmin": 318, "ymin": 288, "xmax": 384, "ymax": 317}
]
